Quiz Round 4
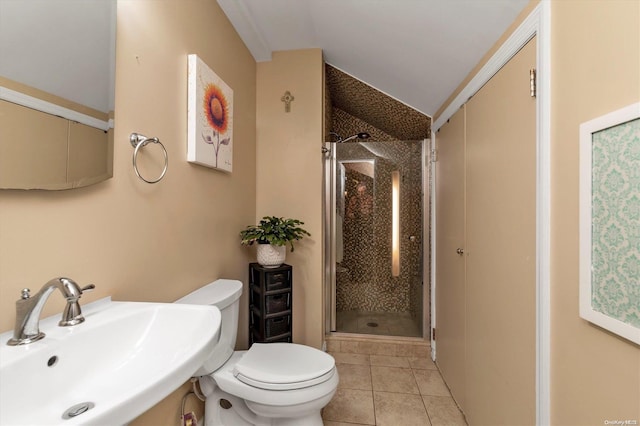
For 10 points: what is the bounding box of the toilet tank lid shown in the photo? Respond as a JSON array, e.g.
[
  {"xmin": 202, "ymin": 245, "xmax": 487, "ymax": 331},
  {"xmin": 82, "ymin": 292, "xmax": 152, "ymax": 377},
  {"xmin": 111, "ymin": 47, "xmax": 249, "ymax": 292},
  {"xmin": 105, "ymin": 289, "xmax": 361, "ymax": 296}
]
[{"xmin": 175, "ymin": 279, "xmax": 243, "ymax": 309}]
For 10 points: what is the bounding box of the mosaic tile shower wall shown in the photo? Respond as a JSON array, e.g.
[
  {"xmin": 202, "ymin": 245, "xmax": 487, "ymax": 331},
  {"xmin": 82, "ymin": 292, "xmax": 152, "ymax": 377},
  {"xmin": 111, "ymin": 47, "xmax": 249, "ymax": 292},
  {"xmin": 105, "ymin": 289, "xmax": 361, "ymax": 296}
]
[
  {"xmin": 325, "ymin": 64, "xmax": 431, "ymax": 139},
  {"xmin": 335, "ymin": 141, "xmax": 424, "ymax": 320},
  {"xmin": 331, "ymin": 108, "xmax": 397, "ymax": 142}
]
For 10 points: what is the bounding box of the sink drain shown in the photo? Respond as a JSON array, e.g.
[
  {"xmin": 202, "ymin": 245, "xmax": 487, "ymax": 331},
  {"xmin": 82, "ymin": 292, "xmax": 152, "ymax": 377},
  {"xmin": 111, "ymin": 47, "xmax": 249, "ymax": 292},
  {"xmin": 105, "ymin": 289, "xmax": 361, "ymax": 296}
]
[
  {"xmin": 47, "ymin": 356, "xmax": 58, "ymax": 367},
  {"xmin": 62, "ymin": 402, "xmax": 95, "ymax": 420}
]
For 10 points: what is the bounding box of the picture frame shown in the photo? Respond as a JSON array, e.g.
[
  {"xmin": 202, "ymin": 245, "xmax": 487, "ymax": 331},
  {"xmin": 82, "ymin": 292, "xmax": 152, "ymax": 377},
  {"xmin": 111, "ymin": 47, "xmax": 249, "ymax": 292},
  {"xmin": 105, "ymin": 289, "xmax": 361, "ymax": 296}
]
[
  {"xmin": 187, "ymin": 54, "xmax": 233, "ymax": 172},
  {"xmin": 579, "ymin": 102, "xmax": 640, "ymax": 344}
]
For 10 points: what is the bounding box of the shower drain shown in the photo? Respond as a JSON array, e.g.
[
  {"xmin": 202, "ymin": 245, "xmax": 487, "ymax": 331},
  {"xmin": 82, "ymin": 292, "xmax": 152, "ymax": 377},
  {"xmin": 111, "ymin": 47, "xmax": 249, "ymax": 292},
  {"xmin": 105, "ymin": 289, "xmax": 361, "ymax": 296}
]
[{"xmin": 366, "ymin": 322, "xmax": 379, "ymax": 328}]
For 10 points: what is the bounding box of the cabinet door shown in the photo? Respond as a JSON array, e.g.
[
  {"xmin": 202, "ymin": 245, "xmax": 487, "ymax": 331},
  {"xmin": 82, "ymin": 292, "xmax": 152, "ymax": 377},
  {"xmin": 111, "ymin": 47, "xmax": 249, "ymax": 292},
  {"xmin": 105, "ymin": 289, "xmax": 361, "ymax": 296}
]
[
  {"xmin": 435, "ymin": 105, "xmax": 467, "ymax": 407},
  {"xmin": 465, "ymin": 37, "xmax": 537, "ymax": 425}
]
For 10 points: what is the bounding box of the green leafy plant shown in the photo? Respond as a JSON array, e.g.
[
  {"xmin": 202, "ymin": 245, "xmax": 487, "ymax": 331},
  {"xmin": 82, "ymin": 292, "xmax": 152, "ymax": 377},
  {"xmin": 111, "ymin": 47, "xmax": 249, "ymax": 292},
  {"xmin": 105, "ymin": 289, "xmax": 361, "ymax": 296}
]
[{"xmin": 240, "ymin": 216, "xmax": 311, "ymax": 252}]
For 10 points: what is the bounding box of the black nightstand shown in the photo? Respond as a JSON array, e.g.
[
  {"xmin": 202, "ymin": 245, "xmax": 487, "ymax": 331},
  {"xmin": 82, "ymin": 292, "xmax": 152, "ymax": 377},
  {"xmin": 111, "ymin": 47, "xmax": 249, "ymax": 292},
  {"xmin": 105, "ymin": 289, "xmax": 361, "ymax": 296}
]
[{"xmin": 249, "ymin": 263, "xmax": 292, "ymax": 344}]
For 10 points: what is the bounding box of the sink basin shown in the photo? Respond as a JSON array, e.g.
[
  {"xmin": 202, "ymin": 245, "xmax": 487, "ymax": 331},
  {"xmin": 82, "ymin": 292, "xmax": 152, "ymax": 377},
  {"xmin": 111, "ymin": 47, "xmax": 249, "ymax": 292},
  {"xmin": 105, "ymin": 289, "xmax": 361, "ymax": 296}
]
[{"xmin": 0, "ymin": 298, "xmax": 221, "ymax": 425}]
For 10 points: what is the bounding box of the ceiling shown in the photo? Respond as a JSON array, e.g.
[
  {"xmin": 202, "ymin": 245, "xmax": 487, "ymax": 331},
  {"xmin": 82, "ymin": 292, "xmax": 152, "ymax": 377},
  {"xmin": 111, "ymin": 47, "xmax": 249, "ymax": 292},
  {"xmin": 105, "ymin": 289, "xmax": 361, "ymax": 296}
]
[{"xmin": 217, "ymin": 0, "xmax": 530, "ymax": 118}]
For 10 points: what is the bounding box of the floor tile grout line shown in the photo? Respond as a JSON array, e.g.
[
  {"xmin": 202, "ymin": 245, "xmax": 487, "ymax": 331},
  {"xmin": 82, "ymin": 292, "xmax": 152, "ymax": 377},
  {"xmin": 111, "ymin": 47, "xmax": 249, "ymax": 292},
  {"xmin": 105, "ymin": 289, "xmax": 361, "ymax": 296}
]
[
  {"xmin": 421, "ymin": 391, "xmax": 435, "ymax": 426},
  {"xmin": 367, "ymin": 357, "xmax": 377, "ymax": 425},
  {"xmin": 424, "ymin": 362, "xmax": 469, "ymax": 425}
]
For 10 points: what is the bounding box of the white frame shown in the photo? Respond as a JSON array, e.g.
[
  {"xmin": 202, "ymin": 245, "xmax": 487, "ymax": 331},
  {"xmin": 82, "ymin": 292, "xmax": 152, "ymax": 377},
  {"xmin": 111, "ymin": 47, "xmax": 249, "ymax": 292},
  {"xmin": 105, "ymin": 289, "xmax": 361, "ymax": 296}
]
[
  {"xmin": 431, "ymin": 2, "xmax": 551, "ymax": 423},
  {"xmin": 579, "ymin": 102, "xmax": 640, "ymax": 345},
  {"xmin": 0, "ymin": 86, "xmax": 113, "ymax": 131}
]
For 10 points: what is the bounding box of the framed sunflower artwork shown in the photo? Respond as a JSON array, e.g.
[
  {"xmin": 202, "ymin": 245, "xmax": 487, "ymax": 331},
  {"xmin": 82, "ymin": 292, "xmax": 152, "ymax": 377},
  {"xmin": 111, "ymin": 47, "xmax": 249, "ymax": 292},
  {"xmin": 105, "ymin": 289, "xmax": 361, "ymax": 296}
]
[
  {"xmin": 579, "ymin": 101, "xmax": 640, "ymax": 344},
  {"xmin": 187, "ymin": 54, "xmax": 233, "ymax": 172}
]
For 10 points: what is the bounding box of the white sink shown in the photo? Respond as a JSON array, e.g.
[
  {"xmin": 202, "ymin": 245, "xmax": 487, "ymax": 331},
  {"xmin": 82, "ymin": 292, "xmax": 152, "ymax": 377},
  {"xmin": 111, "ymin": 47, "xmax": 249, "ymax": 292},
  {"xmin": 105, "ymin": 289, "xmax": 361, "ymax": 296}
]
[{"xmin": 0, "ymin": 298, "xmax": 221, "ymax": 425}]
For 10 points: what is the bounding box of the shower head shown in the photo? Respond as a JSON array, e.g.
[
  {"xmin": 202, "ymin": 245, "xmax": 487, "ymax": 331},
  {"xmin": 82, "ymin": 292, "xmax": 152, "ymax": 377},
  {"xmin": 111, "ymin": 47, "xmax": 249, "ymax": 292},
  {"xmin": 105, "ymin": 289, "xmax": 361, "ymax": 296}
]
[{"xmin": 338, "ymin": 132, "xmax": 371, "ymax": 143}]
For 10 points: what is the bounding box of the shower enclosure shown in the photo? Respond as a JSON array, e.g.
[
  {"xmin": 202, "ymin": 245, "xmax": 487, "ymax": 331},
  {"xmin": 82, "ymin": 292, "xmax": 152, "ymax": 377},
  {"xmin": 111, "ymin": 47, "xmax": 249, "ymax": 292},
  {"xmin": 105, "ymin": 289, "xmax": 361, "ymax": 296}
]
[{"xmin": 324, "ymin": 139, "xmax": 429, "ymax": 338}]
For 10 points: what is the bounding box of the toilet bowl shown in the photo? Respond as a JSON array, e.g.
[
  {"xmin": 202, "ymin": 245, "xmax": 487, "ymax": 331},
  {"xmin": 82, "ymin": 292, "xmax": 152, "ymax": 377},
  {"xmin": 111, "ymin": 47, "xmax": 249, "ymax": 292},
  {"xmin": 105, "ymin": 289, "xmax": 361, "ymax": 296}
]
[{"xmin": 175, "ymin": 279, "xmax": 338, "ymax": 426}]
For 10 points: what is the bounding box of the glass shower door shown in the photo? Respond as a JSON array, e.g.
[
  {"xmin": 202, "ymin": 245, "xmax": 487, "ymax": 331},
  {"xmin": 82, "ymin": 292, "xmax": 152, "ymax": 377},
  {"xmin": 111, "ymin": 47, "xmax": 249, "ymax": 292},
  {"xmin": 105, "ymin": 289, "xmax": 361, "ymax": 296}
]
[{"xmin": 326, "ymin": 140, "xmax": 425, "ymax": 337}]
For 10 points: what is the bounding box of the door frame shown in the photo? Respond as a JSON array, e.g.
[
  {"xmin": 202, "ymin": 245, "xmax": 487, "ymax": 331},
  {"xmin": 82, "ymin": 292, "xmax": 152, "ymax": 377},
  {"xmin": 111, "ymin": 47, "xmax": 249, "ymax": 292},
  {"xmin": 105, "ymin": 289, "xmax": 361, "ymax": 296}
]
[{"xmin": 430, "ymin": 2, "xmax": 551, "ymax": 424}]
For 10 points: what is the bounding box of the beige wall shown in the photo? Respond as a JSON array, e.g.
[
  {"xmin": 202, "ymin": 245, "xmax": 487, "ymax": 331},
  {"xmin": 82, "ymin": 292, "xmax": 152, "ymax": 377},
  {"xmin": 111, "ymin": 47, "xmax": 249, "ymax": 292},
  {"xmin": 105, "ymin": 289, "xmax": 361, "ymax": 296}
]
[
  {"xmin": 551, "ymin": 0, "xmax": 640, "ymax": 423},
  {"xmin": 256, "ymin": 49, "xmax": 325, "ymax": 349},
  {"xmin": 0, "ymin": 1, "xmax": 256, "ymax": 424},
  {"xmin": 435, "ymin": 0, "xmax": 640, "ymax": 424}
]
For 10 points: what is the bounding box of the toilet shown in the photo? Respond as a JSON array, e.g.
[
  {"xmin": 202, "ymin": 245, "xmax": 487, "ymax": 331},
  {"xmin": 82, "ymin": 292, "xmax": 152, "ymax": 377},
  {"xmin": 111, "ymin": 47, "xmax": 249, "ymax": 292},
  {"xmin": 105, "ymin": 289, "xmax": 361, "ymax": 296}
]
[{"xmin": 175, "ymin": 279, "xmax": 338, "ymax": 426}]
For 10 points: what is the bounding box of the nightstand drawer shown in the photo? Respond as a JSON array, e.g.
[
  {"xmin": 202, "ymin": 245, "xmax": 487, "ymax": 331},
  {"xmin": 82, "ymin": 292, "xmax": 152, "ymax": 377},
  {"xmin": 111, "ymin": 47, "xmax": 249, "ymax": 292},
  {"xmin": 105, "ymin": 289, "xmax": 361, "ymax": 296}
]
[
  {"xmin": 265, "ymin": 314, "xmax": 291, "ymax": 338},
  {"xmin": 265, "ymin": 270, "xmax": 291, "ymax": 291}
]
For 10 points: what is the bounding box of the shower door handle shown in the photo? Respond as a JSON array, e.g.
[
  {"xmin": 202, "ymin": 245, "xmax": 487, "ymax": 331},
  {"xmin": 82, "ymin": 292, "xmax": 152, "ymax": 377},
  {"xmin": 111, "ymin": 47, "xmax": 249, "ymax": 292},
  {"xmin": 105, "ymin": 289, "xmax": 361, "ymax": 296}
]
[{"xmin": 456, "ymin": 248, "xmax": 465, "ymax": 255}]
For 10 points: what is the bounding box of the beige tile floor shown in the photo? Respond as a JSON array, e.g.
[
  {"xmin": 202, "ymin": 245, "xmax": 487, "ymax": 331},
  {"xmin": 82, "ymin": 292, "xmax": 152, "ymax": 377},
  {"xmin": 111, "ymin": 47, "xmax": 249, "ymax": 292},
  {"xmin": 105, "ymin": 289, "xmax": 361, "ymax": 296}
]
[{"xmin": 322, "ymin": 338, "xmax": 466, "ymax": 426}]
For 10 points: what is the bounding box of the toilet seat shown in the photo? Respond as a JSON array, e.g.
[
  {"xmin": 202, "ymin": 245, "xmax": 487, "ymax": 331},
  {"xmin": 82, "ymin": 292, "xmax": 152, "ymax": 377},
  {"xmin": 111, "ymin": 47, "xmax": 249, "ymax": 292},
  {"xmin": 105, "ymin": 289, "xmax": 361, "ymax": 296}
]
[
  {"xmin": 233, "ymin": 343, "xmax": 335, "ymax": 391},
  {"xmin": 212, "ymin": 351, "xmax": 339, "ymax": 408}
]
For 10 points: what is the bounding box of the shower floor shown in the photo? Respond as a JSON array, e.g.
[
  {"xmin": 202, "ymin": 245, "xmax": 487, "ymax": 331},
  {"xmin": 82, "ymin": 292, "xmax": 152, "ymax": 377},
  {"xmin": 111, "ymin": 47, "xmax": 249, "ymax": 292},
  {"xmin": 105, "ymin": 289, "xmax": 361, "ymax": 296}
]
[{"xmin": 336, "ymin": 310, "xmax": 422, "ymax": 337}]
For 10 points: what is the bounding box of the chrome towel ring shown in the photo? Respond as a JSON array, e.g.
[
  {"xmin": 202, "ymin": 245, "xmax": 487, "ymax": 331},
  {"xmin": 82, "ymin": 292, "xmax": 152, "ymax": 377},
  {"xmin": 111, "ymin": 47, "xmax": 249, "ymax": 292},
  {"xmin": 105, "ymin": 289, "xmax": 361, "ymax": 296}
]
[{"xmin": 129, "ymin": 133, "xmax": 168, "ymax": 184}]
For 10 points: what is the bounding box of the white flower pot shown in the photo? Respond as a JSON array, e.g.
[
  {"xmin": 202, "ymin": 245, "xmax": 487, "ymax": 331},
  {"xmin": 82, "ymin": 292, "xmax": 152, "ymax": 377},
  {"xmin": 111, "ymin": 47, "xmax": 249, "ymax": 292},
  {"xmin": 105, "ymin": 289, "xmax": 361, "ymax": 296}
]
[{"xmin": 256, "ymin": 244, "xmax": 286, "ymax": 268}]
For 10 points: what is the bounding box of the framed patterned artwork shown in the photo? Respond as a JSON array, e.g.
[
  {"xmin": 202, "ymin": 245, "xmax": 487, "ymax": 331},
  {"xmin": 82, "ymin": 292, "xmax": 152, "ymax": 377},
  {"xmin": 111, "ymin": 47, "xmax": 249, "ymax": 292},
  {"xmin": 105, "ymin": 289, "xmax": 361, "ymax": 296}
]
[
  {"xmin": 187, "ymin": 54, "xmax": 233, "ymax": 172},
  {"xmin": 579, "ymin": 102, "xmax": 640, "ymax": 344}
]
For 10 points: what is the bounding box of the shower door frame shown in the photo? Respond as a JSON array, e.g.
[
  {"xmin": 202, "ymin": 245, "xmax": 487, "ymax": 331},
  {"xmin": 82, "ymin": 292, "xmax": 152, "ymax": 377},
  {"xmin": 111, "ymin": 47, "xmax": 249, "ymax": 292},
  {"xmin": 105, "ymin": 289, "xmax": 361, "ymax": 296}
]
[
  {"xmin": 324, "ymin": 140, "xmax": 337, "ymax": 332},
  {"xmin": 323, "ymin": 138, "xmax": 431, "ymax": 340}
]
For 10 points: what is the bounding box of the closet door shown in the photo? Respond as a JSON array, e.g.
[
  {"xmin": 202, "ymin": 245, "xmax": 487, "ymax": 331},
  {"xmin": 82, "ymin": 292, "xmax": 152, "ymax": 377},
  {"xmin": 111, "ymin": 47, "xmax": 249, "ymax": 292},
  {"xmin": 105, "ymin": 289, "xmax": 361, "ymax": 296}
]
[
  {"xmin": 464, "ymin": 37, "xmax": 537, "ymax": 424},
  {"xmin": 435, "ymin": 106, "xmax": 467, "ymax": 407}
]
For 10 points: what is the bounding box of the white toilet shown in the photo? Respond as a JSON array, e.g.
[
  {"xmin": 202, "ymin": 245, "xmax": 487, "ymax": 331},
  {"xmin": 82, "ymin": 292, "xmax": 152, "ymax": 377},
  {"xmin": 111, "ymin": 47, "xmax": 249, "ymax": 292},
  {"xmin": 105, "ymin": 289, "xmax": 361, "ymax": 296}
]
[{"xmin": 176, "ymin": 279, "xmax": 338, "ymax": 426}]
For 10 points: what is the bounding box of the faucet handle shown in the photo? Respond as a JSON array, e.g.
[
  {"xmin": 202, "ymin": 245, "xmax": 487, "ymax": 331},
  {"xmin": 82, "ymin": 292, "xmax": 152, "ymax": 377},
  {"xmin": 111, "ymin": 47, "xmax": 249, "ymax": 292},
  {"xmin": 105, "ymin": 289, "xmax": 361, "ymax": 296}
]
[
  {"xmin": 20, "ymin": 288, "xmax": 31, "ymax": 299},
  {"xmin": 58, "ymin": 283, "xmax": 95, "ymax": 327},
  {"xmin": 81, "ymin": 284, "xmax": 95, "ymax": 293}
]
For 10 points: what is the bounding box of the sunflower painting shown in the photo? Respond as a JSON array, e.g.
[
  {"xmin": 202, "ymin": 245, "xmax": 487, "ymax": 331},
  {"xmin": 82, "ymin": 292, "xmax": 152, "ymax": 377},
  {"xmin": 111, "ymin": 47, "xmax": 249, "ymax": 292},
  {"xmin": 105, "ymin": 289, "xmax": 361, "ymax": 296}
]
[{"xmin": 187, "ymin": 54, "xmax": 233, "ymax": 172}]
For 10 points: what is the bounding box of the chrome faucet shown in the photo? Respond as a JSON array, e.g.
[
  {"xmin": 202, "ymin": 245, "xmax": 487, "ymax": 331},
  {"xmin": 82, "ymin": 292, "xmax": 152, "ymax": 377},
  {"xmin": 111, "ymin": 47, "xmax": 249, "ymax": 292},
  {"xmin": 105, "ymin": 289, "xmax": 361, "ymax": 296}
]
[{"xmin": 7, "ymin": 277, "xmax": 95, "ymax": 346}]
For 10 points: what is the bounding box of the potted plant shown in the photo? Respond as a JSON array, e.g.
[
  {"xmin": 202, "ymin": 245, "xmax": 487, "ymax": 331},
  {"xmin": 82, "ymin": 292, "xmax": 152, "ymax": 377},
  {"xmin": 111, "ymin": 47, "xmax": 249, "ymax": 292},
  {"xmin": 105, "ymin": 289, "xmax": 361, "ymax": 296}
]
[{"xmin": 240, "ymin": 216, "xmax": 311, "ymax": 268}]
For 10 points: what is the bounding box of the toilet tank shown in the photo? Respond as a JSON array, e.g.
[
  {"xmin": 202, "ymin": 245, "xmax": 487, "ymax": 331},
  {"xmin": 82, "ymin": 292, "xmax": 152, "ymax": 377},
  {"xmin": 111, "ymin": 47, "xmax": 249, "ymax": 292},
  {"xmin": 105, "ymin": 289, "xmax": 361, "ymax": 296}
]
[{"xmin": 175, "ymin": 279, "xmax": 243, "ymax": 376}]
